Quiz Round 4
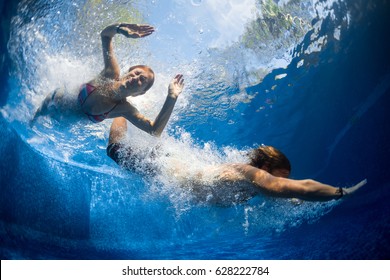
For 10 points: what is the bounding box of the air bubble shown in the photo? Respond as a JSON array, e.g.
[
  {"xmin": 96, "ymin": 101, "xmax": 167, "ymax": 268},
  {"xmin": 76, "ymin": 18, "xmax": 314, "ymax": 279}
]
[{"xmin": 191, "ymin": 0, "xmax": 202, "ymax": 6}]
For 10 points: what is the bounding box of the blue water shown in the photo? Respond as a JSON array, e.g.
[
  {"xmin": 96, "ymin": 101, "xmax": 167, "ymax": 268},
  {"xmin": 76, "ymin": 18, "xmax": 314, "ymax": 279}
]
[{"xmin": 1, "ymin": 0, "xmax": 390, "ymax": 260}]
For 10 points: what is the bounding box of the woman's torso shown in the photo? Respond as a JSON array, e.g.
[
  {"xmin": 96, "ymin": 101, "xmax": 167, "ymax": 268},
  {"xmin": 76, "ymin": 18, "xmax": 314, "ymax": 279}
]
[{"xmin": 79, "ymin": 78, "xmax": 120, "ymax": 116}]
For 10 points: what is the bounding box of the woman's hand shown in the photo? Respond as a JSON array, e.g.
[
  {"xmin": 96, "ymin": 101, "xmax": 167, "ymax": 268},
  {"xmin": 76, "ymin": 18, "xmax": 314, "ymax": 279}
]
[
  {"xmin": 117, "ymin": 23, "xmax": 155, "ymax": 38},
  {"xmin": 168, "ymin": 74, "xmax": 185, "ymax": 98}
]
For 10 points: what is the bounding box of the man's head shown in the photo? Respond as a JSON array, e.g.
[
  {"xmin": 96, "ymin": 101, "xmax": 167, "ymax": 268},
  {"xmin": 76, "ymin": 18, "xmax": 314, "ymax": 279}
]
[
  {"xmin": 249, "ymin": 145, "xmax": 291, "ymax": 178},
  {"xmin": 123, "ymin": 65, "xmax": 155, "ymax": 96}
]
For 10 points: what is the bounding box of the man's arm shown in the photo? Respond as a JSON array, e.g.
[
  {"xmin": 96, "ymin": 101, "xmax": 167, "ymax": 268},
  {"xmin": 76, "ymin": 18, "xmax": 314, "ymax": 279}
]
[
  {"xmin": 100, "ymin": 23, "xmax": 155, "ymax": 80},
  {"xmin": 233, "ymin": 164, "xmax": 367, "ymax": 201}
]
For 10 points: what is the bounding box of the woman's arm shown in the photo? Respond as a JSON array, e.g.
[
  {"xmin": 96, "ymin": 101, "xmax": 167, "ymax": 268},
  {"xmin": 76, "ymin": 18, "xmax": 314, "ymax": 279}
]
[
  {"xmin": 100, "ymin": 23, "xmax": 121, "ymax": 80},
  {"xmin": 232, "ymin": 164, "xmax": 367, "ymax": 201},
  {"xmin": 100, "ymin": 23, "xmax": 155, "ymax": 80},
  {"xmin": 148, "ymin": 74, "xmax": 184, "ymax": 136},
  {"xmin": 110, "ymin": 74, "xmax": 184, "ymax": 136}
]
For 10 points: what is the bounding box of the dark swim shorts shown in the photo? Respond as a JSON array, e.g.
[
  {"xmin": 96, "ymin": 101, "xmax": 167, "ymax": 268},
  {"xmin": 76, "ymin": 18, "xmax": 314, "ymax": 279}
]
[
  {"xmin": 107, "ymin": 143, "xmax": 138, "ymax": 172},
  {"xmin": 107, "ymin": 143, "xmax": 158, "ymax": 174}
]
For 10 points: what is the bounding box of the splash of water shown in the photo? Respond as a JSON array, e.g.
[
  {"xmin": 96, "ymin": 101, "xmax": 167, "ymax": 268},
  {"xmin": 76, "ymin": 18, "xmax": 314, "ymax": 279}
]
[{"xmin": 3, "ymin": 0, "xmax": 347, "ymax": 238}]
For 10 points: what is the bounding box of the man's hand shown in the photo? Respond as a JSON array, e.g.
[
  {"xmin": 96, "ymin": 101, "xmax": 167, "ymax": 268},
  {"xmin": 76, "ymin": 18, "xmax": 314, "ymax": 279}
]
[
  {"xmin": 343, "ymin": 179, "xmax": 367, "ymax": 196},
  {"xmin": 168, "ymin": 74, "xmax": 185, "ymax": 98},
  {"xmin": 117, "ymin": 23, "xmax": 155, "ymax": 38}
]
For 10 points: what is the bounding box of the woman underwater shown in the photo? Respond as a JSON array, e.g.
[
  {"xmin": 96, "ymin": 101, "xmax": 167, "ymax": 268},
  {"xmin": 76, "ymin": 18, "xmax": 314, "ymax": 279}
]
[{"xmin": 32, "ymin": 23, "xmax": 184, "ymax": 137}]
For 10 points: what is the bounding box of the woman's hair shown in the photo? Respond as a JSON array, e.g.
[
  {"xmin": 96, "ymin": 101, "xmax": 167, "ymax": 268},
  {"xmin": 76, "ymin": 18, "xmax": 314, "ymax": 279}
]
[
  {"xmin": 248, "ymin": 145, "xmax": 291, "ymax": 173},
  {"xmin": 128, "ymin": 65, "xmax": 155, "ymax": 91}
]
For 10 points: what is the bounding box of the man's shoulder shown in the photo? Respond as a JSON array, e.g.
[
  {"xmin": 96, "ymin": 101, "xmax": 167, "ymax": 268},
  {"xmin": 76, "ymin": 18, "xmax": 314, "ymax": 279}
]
[{"xmin": 215, "ymin": 164, "xmax": 250, "ymax": 182}]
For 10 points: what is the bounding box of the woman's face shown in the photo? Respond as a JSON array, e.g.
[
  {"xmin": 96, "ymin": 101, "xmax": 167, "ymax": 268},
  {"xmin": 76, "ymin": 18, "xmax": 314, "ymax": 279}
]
[{"xmin": 123, "ymin": 67, "xmax": 154, "ymax": 96}]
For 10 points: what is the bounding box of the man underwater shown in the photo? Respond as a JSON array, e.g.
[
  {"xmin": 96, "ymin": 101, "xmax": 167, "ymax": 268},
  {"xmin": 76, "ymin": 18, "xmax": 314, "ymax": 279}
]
[{"xmin": 106, "ymin": 117, "xmax": 366, "ymax": 204}]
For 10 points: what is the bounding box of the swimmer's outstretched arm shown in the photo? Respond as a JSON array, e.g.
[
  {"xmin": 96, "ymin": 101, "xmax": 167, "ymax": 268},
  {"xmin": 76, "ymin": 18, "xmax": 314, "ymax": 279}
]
[
  {"xmin": 109, "ymin": 74, "xmax": 185, "ymax": 137},
  {"xmin": 234, "ymin": 164, "xmax": 367, "ymax": 201},
  {"xmin": 100, "ymin": 23, "xmax": 155, "ymax": 80}
]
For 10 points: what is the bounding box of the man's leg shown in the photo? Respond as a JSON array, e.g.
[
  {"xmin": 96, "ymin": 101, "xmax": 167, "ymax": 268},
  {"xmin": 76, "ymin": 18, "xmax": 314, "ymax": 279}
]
[
  {"xmin": 108, "ymin": 117, "xmax": 128, "ymax": 145},
  {"xmin": 107, "ymin": 117, "xmax": 128, "ymax": 165}
]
